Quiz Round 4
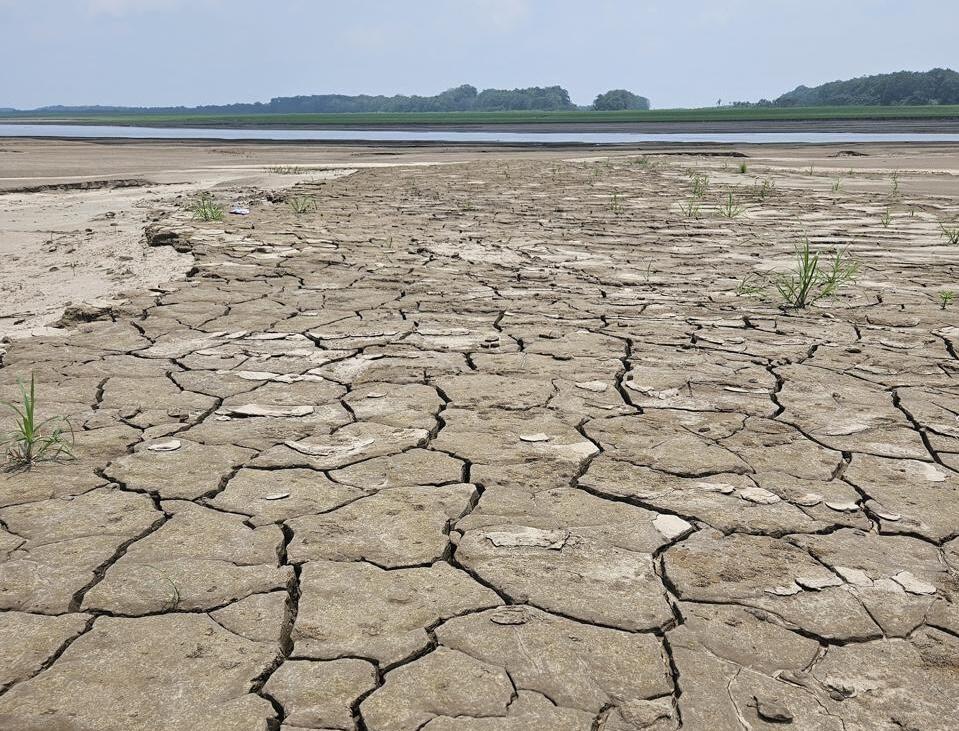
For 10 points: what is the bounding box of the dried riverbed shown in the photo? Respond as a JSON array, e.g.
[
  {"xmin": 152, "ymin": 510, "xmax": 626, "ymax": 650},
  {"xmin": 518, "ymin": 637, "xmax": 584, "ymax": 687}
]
[{"xmin": 1, "ymin": 147, "xmax": 958, "ymax": 729}]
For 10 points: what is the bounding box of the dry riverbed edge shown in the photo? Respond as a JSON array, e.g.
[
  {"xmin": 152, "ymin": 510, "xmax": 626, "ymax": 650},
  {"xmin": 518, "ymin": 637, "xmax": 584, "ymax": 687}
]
[{"xmin": 0, "ymin": 150, "xmax": 958, "ymax": 730}]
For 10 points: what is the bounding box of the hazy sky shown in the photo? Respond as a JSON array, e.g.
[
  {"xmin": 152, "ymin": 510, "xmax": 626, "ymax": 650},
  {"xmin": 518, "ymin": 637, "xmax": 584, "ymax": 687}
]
[{"xmin": 2, "ymin": 0, "xmax": 957, "ymax": 109}]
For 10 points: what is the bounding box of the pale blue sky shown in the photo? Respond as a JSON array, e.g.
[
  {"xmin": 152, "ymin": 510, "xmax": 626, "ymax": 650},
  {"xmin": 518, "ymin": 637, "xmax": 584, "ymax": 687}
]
[{"xmin": 2, "ymin": 0, "xmax": 956, "ymax": 109}]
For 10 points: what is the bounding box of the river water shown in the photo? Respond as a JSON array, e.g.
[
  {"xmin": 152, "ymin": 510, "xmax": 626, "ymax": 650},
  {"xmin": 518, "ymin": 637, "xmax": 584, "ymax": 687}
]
[{"xmin": 3, "ymin": 123, "xmax": 959, "ymax": 144}]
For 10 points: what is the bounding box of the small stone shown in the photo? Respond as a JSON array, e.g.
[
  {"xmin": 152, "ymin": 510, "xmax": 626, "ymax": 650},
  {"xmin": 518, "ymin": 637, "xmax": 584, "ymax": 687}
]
[
  {"xmin": 794, "ymin": 492, "xmax": 823, "ymax": 507},
  {"xmin": 765, "ymin": 583, "xmax": 802, "ymax": 596},
  {"xmin": 365, "ymin": 392, "xmax": 386, "ymax": 398},
  {"xmin": 147, "ymin": 439, "xmax": 181, "ymax": 452},
  {"xmin": 740, "ymin": 486, "xmax": 781, "ymax": 505},
  {"xmin": 519, "ymin": 433, "xmax": 550, "ymax": 443},
  {"xmin": 891, "ymin": 571, "xmax": 936, "ymax": 595},
  {"xmin": 263, "ymin": 493, "xmax": 290, "ymax": 501}
]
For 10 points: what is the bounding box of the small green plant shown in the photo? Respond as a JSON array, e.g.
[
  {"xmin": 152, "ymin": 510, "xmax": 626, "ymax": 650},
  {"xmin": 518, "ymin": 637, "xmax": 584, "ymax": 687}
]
[
  {"xmin": 890, "ymin": 171, "xmax": 900, "ymax": 198},
  {"xmin": 678, "ymin": 200, "xmax": 702, "ymax": 219},
  {"xmin": 775, "ymin": 239, "xmax": 859, "ymax": 309},
  {"xmin": 718, "ymin": 193, "xmax": 745, "ymax": 219},
  {"xmin": 880, "ymin": 208, "xmax": 892, "ymax": 227},
  {"xmin": 190, "ymin": 194, "xmax": 223, "ymax": 222},
  {"xmin": 608, "ymin": 192, "xmax": 624, "ymax": 215},
  {"xmin": 736, "ymin": 273, "xmax": 766, "ymax": 296},
  {"xmin": 738, "ymin": 161, "xmax": 749, "ymax": 174},
  {"xmin": 1, "ymin": 373, "xmax": 74, "ymax": 470},
  {"xmin": 288, "ymin": 196, "xmax": 317, "ymax": 215},
  {"xmin": 940, "ymin": 221, "xmax": 959, "ymax": 245},
  {"xmin": 807, "ymin": 164, "xmax": 815, "ymax": 176},
  {"xmin": 754, "ymin": 178, "xmax": 775, "ymax": 200},
  {"xmin": 940, "ymin": 291, "xmax": 956, "ymax": 309},
  {"xmin": 691, "ymin": 174, "xmax": 709, "ymax": 198},
  {"xmin": 832, "ymin": 179, "xmax": 843, "ymax": 193}
]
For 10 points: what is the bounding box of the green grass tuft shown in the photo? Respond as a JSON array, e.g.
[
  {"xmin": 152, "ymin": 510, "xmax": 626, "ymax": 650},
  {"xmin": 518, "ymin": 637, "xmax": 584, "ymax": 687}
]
[
  {"xmin": 2, "ymin": 373, "xmax": 74, "ymax": 470},
  {"xmin": 775, "ymin": 239, "xmax": 859, "ymax": 309},
  {"xmin": 718, "ymin": 193, "xmax": 745, "ymax": 219},
  {"xmin": 288, "ymin": 196, "xmax": 317, "ymax": 214},
  {"xmin": 190, "ymin": 194, "xmax": 223, "ymax": 221}
]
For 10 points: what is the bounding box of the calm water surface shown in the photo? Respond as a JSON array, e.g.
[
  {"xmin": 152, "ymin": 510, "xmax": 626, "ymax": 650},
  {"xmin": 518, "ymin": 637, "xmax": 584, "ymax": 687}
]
[{"xmin": 4, "ymin": 124, "xmax": 959, "ymax": 144}]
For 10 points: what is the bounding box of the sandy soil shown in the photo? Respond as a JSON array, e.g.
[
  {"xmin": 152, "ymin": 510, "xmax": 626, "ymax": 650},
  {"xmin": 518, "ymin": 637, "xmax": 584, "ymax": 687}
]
[{"xmin": 0, "ymin": 140, "xmax": 958, "ymax": 730}]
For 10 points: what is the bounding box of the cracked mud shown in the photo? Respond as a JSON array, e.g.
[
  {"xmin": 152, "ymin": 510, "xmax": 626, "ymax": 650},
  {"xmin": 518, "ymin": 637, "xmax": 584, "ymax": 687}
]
[{"xmin": 1, "ymin": 150, "xmax": 959, "ymax": 730}]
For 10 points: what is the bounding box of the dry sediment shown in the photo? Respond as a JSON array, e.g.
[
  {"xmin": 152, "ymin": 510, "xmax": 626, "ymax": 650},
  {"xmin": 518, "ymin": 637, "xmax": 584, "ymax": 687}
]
[{"xmin": 0, "ymin": 151, "xmax": 958, "ymax": 730}]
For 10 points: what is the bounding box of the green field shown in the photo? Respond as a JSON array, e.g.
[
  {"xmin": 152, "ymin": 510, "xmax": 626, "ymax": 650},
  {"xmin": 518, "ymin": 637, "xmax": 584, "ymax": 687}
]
[{"xmin": 3, "ymin": 105, "xmax": 959, "ymax": 127}]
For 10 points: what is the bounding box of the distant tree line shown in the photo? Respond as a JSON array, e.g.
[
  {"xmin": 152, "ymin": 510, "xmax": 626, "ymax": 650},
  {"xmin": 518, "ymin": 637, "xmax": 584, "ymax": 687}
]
[
  {"xmin": 26, "ymin": 85, "xmax": 653, "ymax": 115},
  {"xmin": 725, "ymin": 68, "xmax": 959, "ymax": 108}
]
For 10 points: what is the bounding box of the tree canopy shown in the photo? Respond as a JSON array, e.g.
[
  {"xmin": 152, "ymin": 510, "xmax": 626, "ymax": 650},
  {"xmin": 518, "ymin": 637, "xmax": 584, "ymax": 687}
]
[
  {"xmin": 775, "ymin": 68, "xmax": 959, "ymax": 106},
  {"xmin": 592, "ymin": 89, "xmax": 650, "ymax": 111}
]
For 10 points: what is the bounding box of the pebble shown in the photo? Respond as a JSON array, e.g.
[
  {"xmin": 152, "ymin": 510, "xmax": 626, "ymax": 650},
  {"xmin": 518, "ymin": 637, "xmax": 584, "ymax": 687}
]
[
  {"xmin": 794, "ymin": 492, "xmax": 823, "ymax": 507},
  {"xmin": 262, "ymin": 493, "xmax": 290, "ymax": 501}
]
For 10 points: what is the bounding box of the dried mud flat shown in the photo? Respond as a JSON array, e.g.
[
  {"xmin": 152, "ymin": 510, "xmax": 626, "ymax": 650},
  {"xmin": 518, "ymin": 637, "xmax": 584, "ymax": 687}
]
[{"xmin": 1, "ymin": 145, "xmax": 959, "ymax": 730}]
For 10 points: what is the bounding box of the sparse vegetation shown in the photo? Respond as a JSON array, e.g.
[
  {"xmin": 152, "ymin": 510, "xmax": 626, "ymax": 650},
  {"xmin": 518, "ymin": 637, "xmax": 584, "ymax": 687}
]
[
  {"xmin": 754, "ymin": 178, "xmax": 775, "ymax": 200},
  {"xmin": 880, "ymin": 208, "xmax": 892, "ymax": 227},
  {"xmin": 190, "ymin": 194, "xmax": 223, "ymax": 221},
  {"xmin": 940, "ymin": 221, "xmax": 959, "ymax": 244},
  {"xmin": 678, "ymin": 200, "xmax": 702, "ymax": 219},
  {"xmin": 736, "ymin": 273, "xmax": 766, "ymax": 296},
  {"xmin": 608, "ymin": 192, "xmax": 624, "ymax": 215},
  {"xmin": 267, "ymin": 165, "xmax": 308, "ymax": 175},
  {"xmin": 288, "ymin": 196, "xmax": 317, "ymax": 214},
  {"xmin": 691, "ymin": 174, "xmax": 709, "ymax": 198},
  {"xmin": 775, "ymin": 239, "xmax": 859, "ymax": 309},
  {"xmin": 2, "ymin": 373, "xmax": 74, "ymax": 470},
  {"xmin": 832, "ymin": 179, "xmax": 843, "ymax": 192},
  {"xmin": 940, "ymin": 291, "xmax": 956, "ymax": 309},
  {"xmin": 738, "ymin": 161, "xmax": 749, "ymax": 174},
  {"xmin": 718, "ymin": 193, "xmax": 745, "ymax": 218}
]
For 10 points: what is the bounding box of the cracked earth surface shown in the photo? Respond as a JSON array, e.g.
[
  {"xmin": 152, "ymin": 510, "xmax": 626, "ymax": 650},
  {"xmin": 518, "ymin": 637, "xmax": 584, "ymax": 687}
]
[{"xmin": 1, "ymin": 152, "xmax": 958, "ymax": 730}]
